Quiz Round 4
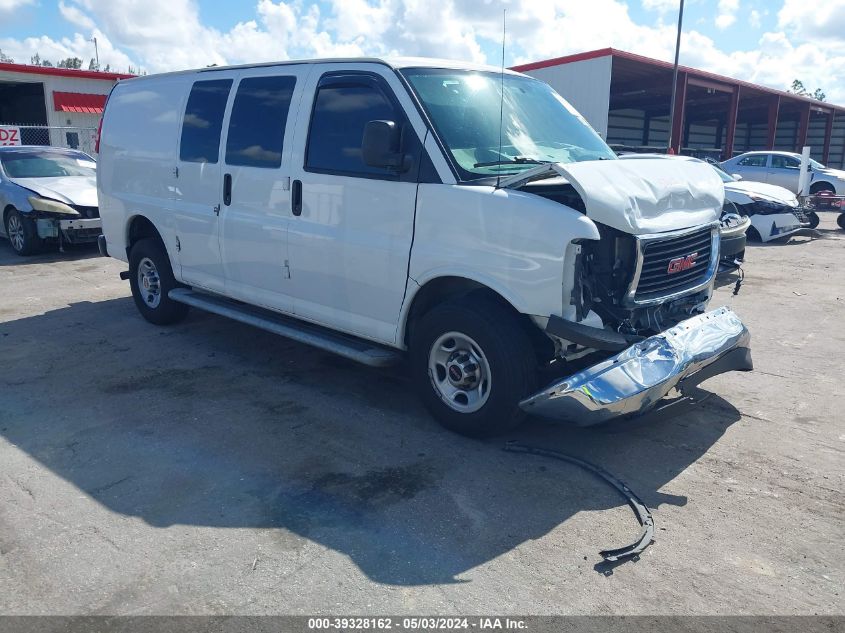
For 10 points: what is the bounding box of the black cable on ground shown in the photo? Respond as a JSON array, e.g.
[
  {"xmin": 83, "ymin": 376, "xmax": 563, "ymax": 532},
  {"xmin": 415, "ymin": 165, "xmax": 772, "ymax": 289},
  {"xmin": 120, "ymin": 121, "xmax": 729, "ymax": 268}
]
[{"xmin": 503, "ymin": 442, "xmax": 655, "ymax": 563}]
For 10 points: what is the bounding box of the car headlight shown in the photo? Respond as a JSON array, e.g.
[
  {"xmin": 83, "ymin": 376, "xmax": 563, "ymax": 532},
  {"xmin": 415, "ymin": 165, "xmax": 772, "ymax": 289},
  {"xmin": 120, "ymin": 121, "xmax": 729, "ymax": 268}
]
[{"xmin": 27, "ymin": 196, "xmax": 79, "ymax": 216}]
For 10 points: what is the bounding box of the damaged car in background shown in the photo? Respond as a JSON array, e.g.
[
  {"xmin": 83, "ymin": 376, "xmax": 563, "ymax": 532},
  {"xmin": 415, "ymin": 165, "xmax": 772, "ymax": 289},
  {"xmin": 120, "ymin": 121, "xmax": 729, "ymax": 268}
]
[
  {"xmin": 0, "ymin": 146, "xmax": 101, "ymax": 256},
  {"xmin": 618, "ymin": 153, "xmax": 751, "ymax": 270},
  {"xmin": 97, "ymin": 59, "xmax": 752, "ymax": 436}
]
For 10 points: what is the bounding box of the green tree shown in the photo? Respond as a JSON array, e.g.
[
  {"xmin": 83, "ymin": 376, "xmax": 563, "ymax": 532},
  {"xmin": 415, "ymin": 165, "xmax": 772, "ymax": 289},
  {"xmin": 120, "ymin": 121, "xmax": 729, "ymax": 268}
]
[
  {"xmin": 0, "ymin": 48, "xmax": 14, "ymax": 63},
  {"xmin": 57, "ymin": 57, "xmax": 83, "ymax": 69},
  {"xmin": 789, "ymin": 78, "xmax": 826, "ymax": 102}
]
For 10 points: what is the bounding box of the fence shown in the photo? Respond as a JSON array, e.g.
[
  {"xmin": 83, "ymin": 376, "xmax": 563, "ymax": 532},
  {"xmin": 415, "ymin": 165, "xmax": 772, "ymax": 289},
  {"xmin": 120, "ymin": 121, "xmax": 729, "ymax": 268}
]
[{"xmin": 0, "ymin": 124, "xmax": 99, "ymax": 157}]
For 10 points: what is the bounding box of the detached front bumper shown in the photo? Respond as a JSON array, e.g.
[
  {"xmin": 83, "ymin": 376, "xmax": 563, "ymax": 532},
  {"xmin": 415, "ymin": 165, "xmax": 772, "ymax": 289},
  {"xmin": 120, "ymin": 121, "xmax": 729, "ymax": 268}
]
[{"xmin": 520, "ymin": 307, "xmax": 752, "ymax": 425}]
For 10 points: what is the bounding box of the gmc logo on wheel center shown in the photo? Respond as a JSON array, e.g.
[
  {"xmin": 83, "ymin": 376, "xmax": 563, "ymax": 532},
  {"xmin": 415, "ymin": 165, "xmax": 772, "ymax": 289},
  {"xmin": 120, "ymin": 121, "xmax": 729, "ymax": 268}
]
[{"xmin": 667, "ymin": 252, "xmax": 699, "ymax": 274}]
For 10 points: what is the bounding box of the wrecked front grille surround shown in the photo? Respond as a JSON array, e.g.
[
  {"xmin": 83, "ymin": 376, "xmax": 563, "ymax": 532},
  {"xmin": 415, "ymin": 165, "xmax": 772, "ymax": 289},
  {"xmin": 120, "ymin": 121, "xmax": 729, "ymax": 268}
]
[{"xmin": 623, "ymin": 223, "xmax": 720, "ymax": 308}]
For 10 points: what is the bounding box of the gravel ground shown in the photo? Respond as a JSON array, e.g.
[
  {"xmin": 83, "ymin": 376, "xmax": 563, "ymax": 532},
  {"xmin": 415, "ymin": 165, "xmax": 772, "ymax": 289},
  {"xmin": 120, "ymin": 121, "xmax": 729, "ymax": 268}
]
[{"xmin": 0, "ymin": 215, "xmax": 843, "ymax": 615}]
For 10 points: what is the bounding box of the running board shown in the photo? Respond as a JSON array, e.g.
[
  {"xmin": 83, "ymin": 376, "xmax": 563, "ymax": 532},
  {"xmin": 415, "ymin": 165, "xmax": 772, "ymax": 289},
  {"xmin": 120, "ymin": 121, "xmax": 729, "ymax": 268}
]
[{"xmin": 168, "ymin": 288, "xmax": 401, "ymax": 367}]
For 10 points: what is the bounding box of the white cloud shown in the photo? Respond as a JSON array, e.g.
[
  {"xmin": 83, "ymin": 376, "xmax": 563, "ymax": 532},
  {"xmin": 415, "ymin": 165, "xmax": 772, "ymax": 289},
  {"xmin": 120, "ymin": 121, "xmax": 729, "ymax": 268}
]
[
  {"xmin": 641, "ymin": 0, "xmax": 680, "ymax": 13},
  {"xmin": 0, "ymin": 0, "xmax": 32, "ymax": 12},
  {"xmin": 58, "ymin": 0, "xmax": 95, "ymax": 30},
  {"xmin": 715, "ymin": 0, "xmax": 739, "ymax": 29},
  {"xmin": 749, "ymin": 9, "xmax": 761, "ymax": 28},
  {"xmin": 779, "ymin": 0, "xmax": 845, "ymax": 44}
]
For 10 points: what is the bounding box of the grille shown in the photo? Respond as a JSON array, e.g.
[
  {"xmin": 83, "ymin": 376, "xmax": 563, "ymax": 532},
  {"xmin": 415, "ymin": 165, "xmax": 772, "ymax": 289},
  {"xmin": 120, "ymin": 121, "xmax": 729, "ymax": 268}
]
[
  {"xmin": 792, "ymin": 207, "xmax": 809, "ymax": 223},
  {"xmin": 634, "ymin": 227, "xmax": 714, "ymax": 301},
  {"xmin": 71, "ymin": 205, "xmax": 99, "ymax": 219}
]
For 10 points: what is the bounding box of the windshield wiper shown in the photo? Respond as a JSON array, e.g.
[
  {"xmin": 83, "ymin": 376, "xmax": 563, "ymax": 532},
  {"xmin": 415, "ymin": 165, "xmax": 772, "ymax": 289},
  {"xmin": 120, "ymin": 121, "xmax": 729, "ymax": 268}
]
[{"xmin": 474, "ymin": 156, "xmax": 549, "ymax": 168}]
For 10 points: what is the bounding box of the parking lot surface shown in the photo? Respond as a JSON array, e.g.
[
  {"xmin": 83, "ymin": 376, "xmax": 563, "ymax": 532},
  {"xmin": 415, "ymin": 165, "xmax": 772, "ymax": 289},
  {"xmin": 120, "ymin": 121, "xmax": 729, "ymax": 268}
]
[{"xmin": 1, "ymin": 217, "xmax": 843, "ymax": 615}]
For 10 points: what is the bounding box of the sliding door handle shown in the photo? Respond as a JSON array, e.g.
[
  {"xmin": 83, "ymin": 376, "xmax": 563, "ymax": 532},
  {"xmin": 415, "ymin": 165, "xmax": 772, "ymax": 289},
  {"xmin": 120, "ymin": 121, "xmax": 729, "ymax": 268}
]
[
  {"xmin": 223, "ymin": 173, "xmax": 232, "ymax": 206},
  {"xmin": 292, "ymin": 179, "xmax": 302, "ymax": 216}
]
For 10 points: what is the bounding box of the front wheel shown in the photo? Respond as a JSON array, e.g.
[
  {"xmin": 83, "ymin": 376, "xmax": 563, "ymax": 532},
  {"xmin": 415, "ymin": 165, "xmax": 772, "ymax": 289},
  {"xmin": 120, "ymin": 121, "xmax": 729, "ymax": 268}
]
[
  {"xmin": 806, "ymin": 211, "xmax": 820, "ymax": 229},
  {"xmin": 4, "ymin": 209, "xmax": 41, "ymax": 256},
  {"xmin": 128, "ymin": 238, "xmax": 189, "ymax": 325},
  {"xmin": 410, "ymin": 296, "xmax": 537, "ymax": 437},
  {"xmin": 838, "ymin": 213, "xmax": 845, "ymax": 231}
]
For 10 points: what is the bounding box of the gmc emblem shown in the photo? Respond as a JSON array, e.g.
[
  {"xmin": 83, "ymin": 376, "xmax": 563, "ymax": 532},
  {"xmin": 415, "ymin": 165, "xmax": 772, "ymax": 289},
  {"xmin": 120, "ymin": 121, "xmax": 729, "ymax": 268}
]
[{"xmin": 667, "ymin": 252, "xmax": 698, "ymax": 274}]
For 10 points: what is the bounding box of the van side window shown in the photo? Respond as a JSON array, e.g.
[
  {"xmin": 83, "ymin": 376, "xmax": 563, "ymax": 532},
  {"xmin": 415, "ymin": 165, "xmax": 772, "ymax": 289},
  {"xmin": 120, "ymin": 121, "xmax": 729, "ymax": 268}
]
[
  {"xmin": 305, "ymin": 81, "xmax": 398, "ymax": 177},
  {"xmin": 225, "ymin": 76, "xmax": 296, "ymax": 169},
  {"xmin": 179, "ymin": 79, "xmax": 232, "ymax": 164}
]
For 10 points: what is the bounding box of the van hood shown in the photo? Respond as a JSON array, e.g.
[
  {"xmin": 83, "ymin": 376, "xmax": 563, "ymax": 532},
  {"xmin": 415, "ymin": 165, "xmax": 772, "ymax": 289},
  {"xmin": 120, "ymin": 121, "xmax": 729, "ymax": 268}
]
[
  {"xmin": 725, "ymin": 180, "xmax": 798, "ymax": 206},
  {"xmin": 10, "ymin": 176, "xmax": 98, "ymax": 207},
  {"xmin": 500, "ymin": 159, "xmax": 723, "ymax": 235}
]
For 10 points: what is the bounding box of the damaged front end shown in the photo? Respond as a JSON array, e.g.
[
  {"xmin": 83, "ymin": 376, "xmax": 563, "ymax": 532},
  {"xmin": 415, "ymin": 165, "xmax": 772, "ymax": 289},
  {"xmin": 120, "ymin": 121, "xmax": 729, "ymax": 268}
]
[
  {"xmin": 521, "ymin": 307, "xmax": 752, "ymax": 424},
  {"xmin": 505, "ymin": 159, "xmax": 751, "ymax": 424}
]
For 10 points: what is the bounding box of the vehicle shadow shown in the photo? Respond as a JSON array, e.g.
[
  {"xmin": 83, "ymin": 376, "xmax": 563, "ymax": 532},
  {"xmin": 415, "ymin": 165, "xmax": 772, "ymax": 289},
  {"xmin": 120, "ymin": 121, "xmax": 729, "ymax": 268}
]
[
  {"xmin": 0, "ymin": 298, "xmax": 742, "ymax": 586},
  {"xmin": 0, "ymin": 240, "xmax": 100, "ymax": 266}
]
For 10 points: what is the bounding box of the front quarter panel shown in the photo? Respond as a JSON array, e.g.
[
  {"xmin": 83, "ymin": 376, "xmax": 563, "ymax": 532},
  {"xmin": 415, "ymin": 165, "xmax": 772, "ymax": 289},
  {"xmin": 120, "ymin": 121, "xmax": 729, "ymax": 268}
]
[{"xmin": 409, "ymin": 184, "xmax": 600, "ymax": 319}]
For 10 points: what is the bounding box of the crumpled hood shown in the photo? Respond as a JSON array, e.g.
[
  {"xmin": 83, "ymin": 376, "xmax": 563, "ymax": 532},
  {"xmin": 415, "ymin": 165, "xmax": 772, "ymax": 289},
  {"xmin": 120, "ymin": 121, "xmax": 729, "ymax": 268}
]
[
  {"xmin": 502, "ymin": 159, "xmax": 723, "ymax": 235},
  {"xmin": 725, "ymin": 180, "xmax": 798, "ymax": 206},
  {"xmin": 10, "ymin": 176, "xmax": 98, "ymax": 207}
]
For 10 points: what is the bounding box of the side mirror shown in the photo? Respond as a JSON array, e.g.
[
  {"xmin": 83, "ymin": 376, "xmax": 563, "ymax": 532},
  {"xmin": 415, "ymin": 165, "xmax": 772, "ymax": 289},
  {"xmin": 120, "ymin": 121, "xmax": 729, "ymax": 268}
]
[
  {"xmin": 362, "ymin": 120, "xmax": 408, "ymax": 171},
  {"xmin": 732, "ymin": 173, "xmax": 742, "ymax": 180}
]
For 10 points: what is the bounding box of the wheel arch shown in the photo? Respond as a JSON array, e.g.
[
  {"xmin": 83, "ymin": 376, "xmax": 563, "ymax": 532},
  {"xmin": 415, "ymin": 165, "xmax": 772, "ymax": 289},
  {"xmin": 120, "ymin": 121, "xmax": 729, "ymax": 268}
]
[
  {"xmin": 809, "ymin": 180, "xmax": 837, "ymax": 194},
  {"xmin": 399, "ymin": 274, "xmax": 553, "ymax": 361},
  {"xmin": 125, "ymin": 214, "xmax": 165, "ymax": 255}
]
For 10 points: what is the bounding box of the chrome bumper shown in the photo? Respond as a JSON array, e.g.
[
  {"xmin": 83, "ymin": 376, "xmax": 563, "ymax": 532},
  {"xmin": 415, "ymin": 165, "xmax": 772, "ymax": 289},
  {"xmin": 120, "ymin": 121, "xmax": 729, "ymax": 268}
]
[{"xmin": 520, "ymin": 307, "xmax": 752, "ymax": 425}]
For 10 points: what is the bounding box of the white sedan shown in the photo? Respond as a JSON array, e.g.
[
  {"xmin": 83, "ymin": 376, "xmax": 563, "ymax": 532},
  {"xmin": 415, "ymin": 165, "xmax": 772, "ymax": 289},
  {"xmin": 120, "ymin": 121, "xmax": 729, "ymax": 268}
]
[{"xmin": 720, "ymin": 151, "xmax": 845, "ymax": 195}]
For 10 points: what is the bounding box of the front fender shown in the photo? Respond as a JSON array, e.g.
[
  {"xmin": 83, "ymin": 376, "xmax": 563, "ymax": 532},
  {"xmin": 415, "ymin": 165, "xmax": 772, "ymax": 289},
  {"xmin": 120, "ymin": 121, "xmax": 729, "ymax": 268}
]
[{"xmin": 409, "ymin": 183, "xmax": 600, "ymax": 326}]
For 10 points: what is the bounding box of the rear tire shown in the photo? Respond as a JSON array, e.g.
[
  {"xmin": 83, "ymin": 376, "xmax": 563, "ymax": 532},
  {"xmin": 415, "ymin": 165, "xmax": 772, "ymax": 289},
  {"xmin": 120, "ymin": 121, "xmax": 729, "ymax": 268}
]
[
  {"xmin": 810, "ymin": 182, "xmax": 834, "ymax": 195},
  {"xmin": 410, "ymin": 295, "xmax": 537, "ymax": 437},
  {"xmin": 838, "ymin": 213, "xmax": 845, "ymax": 231},
  {"xmin": 128, "ymin": 238, "xmax": 189, "ymax": 325},
  {"xmin": 4, "ymin": 209, "xmax": 41, "ymax": 256}
]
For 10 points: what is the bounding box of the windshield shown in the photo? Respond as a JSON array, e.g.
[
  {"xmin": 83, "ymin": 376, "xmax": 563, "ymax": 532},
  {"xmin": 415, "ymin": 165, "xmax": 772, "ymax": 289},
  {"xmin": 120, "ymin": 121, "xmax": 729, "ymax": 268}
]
[
  {"xmin": 809, "ymin": 158, "xmax": 825, "ymax": 169},
  {"xmin": 400, "ymin": 69, "xmax": 616, "ymax": 180},
  {"xmin": 0, "ymin": 149, "xmax": 96, "ymax": 179},
  {"xmin": 713, "ymin": 165, "xmax": 737, "ymax": 183}
]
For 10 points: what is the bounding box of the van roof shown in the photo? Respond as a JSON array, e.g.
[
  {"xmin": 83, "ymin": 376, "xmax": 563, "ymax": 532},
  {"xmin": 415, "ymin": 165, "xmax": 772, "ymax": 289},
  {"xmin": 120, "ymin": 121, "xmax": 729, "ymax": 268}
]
[{"xmin": 118, "ymin": 57, "xmax": 526, "ymax": 83}]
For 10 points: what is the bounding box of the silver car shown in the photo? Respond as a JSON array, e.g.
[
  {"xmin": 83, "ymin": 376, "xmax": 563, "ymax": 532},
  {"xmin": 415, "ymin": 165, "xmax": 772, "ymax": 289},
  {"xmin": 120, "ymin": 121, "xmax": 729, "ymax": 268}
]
[
  {"xmin": 0, "ymin": 146, "xmax": 101, "ymax": 256},
  {"xmin": 720, "ymin": 150, "xmax": 845, "ymax": 195}
]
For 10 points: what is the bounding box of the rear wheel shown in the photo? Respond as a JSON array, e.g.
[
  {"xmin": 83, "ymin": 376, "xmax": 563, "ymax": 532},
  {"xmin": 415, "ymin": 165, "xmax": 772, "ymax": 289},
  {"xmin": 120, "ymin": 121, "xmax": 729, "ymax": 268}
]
[
  {"xmin": 128, "ymin": 238, "xmax": 189, "ymax": 325},
  {"xmin": 410, "ymin": 296, "xmax": 537, "ymax": 437},
  {"xmin": 4, "ymin": 209, "xmax": 41, "ymax": 256},
  {"xmin": 838, "ymin": 214, "xmax": 845, "ymax": 231},
  {"xmin": 810, "ymin": 182, "xmax": 835, "ymax": 195}
]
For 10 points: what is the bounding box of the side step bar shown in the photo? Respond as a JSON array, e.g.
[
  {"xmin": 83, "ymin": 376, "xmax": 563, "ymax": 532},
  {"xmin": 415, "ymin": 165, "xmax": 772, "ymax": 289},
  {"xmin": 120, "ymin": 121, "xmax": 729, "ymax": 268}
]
[{"xmin": 168, "ymin": 288, "xmax": 401, "ymax": 367}]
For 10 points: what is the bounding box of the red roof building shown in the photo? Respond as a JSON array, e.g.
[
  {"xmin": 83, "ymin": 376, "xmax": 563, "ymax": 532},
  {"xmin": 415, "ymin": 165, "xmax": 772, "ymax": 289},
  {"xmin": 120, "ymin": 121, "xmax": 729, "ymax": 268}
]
[{"xmin": 513, "ymin": 48, "xmax": 845, "ymax": 168}]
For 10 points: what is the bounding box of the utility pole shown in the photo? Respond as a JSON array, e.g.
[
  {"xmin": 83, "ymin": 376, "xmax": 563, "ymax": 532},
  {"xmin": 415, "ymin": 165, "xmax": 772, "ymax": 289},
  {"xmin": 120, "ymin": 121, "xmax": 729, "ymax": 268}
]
[
  {"xmin": 667, "ymin": 0, "xmax": 685, "ymax": 153},
  {"xmin": 90, "ymin": 37, "xmax": 99, "ymax": 70}
]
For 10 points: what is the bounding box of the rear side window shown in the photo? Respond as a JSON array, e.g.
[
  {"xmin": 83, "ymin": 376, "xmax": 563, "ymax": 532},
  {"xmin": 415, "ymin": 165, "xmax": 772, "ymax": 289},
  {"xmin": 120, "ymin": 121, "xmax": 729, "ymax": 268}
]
[
  {"xmin": 225, "ymin": 75, "xmax": 296, "ymax": 169},
  {"xmin": 771, "ymin": 154, "xmax": 800, "ymax": 169},
  {"xmin": 738, "ymin": 155, "xmax": 767, "ymax": 167},
  {"xmin": 306, "ymin": 81, "xmax": 398, "ymax": 176},
  {"xmin": 179, "ymin": 79, "xmax": 232, "ymax": 164}
]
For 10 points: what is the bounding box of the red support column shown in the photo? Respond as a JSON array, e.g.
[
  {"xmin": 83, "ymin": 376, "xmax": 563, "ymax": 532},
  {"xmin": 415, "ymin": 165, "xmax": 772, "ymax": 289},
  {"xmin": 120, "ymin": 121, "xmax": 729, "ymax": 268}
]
[
  {"xmin": 670, "ymin": 72, "xmax": 687, "ymax": 154},
  {"xmin": 723, "ymin": 85, "xmax": 740, "ymax": 160},
  {"xmin": 822, "ymin": 110, "xmax": 834, "ymax": 164},
  {"xmin": 796, "ymin": 104, "xmax": 811, "ymax": 151},
  {"xmin": 766, "ymin": 96, "xmax": 780, "ymax": 149}
]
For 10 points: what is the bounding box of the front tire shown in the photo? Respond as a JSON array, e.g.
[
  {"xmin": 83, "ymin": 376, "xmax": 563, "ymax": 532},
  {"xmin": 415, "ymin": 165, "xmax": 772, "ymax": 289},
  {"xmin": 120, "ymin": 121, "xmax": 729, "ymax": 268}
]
[
  {"xmin": 838, "ymin": 213, "xmax": 845, "ymax": 231},
  {"xmin": 4, "ymin": 209, "xmax": 41, "ymax": 256},
  {"xmin": 806, "ymin": 211, "xmax": 820, "ymax": 229},
  {"xmin": 410, "ymin": 296, "xmax": 537, "ymax": 437},
  {"xmin": 128, "ymin": 238, "xmax": 189, "ymax": 325}
]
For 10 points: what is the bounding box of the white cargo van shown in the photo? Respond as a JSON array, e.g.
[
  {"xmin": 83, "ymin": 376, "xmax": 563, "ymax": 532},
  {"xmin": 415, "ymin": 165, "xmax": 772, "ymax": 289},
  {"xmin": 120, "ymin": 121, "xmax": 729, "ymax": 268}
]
[{"xmin": 97, "ymin": 57, "xmax": 752, "ymax": 436}]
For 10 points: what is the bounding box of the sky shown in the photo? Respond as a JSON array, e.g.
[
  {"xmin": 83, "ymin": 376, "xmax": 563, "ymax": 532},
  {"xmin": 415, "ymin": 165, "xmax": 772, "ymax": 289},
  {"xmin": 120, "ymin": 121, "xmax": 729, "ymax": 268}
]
[{"xmin": 1, "ymin": 0, "xmax": 844, "ymax": 103}]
